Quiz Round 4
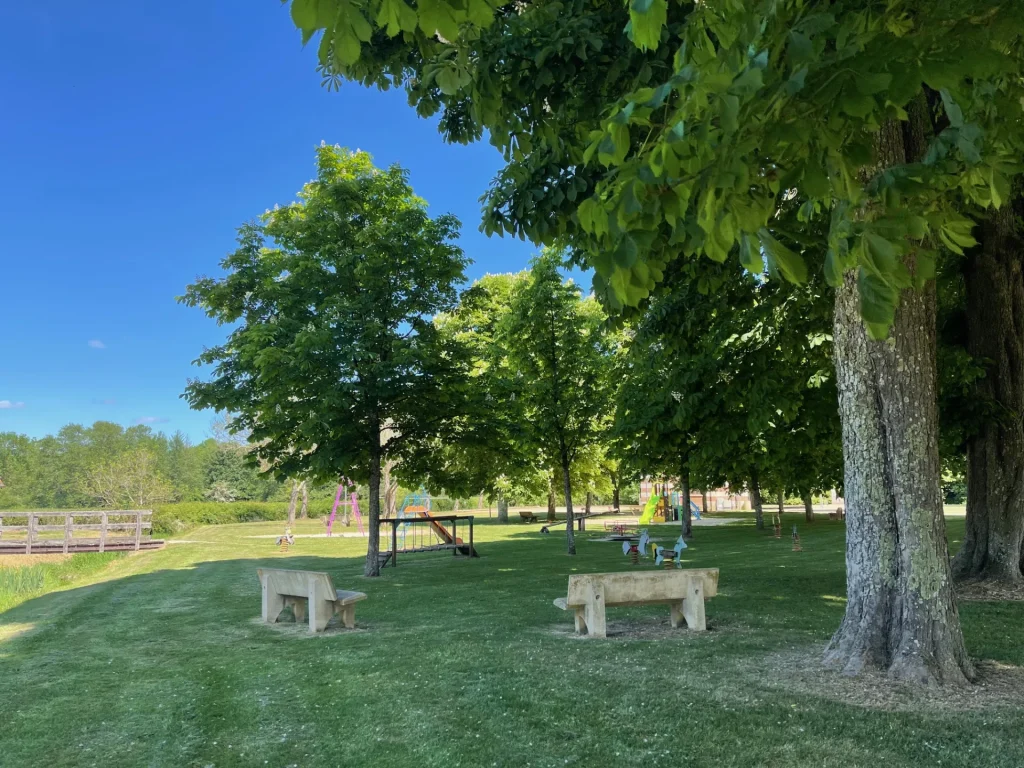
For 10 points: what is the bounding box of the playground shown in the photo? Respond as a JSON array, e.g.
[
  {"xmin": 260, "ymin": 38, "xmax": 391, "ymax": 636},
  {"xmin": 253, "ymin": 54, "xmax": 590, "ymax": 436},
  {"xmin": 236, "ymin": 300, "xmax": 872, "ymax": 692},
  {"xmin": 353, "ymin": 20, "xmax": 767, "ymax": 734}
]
[{"xmin": 1, "ymin": 513, "xmax": 1022, "ymax": 768}]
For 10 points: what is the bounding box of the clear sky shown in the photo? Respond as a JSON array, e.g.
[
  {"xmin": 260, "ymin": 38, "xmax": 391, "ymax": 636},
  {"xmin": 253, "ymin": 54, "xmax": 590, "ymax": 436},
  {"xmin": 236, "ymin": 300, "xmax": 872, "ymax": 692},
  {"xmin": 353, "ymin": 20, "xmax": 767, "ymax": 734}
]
[{"xmin": 0, "ymin": 1, "xmax": 538, "ymax": 442}]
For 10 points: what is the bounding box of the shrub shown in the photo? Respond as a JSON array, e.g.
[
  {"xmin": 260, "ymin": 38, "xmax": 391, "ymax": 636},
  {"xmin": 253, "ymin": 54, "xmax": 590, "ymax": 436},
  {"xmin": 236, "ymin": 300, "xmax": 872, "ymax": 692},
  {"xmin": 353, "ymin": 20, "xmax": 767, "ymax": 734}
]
[{"xmin": 151, "ymin": 501, "xmax": 334, "ymax": 535}]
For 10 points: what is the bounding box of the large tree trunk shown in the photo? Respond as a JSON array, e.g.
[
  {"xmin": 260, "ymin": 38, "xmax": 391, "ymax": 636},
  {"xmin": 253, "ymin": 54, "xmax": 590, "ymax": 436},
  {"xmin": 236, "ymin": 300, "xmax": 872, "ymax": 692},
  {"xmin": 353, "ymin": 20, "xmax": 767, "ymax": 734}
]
[
  {"xmin": 287, "ymin": 480, "xmax": 299, "ymax": 526},
  {"xmin": 827, "ymin": 187, "xmax": 976, "ymax": 690},
  {"xmin": 803, "ymin": 491, "xmax": 814, "ymax": 523},
  {"xmin": 496, "ymin": 491, "xmax": 509, "ymax": 523},
  {"xmin": 953, "ymin": 200, "xmax": 1024, "ymax": 584},
  {"xmin": 299, "ymin": 481, "xmax": 308, "ymax": 519},
  {"xmin": 613, "ymin": 483, "xmax": 620, "ymax": 514},
  {"xmin": 585, "ymin": 490, "xmax": 592, "ymax": 516},
  {"xmin": 702, "ymin": 489, "xmax": 708, "ymax": 513},
  {"xmin": 777, "ymin": 489, "xmax": 785, "ymax": 520},
  {"xmin": 749, "ymin": 468, "xmax": 764, "ymax": 530},
  {"xmin": 364, "ymin": 445, "xmax": 383, "ymax": 577},
  {"xmin": 561, "ymin": 453, "xmax": 576, "ymax": 555},
  {"xmin": 680, "ymin": 466, "xmax": 692, "ymax": 539},
  {"xmin": 825, "ymin": 113, "xmax": 973, "ymax": 685},
  {"xmin": 547, "ymin": 476, "xmax": 557, "ymax": 522}
]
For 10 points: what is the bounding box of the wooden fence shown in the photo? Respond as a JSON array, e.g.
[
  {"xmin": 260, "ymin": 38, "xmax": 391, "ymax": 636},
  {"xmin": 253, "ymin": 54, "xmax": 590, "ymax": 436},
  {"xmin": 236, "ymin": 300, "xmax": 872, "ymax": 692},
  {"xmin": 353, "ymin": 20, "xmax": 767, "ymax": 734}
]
[{"xmin": 0, "ymin": 511, "xmax": 164, "ymax": 555}]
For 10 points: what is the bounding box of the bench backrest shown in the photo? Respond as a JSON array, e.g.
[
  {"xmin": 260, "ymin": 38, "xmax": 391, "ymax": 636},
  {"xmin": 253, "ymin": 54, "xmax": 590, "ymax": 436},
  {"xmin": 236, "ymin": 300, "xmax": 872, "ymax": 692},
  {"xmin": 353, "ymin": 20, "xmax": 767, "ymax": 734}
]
[
  {"xmin": 565, "ymin": 569, "xmax": 718, "ymax": 607},
  {"xmin": 257, "ymin": 568, "xmax": 337, "ymax": 602}
]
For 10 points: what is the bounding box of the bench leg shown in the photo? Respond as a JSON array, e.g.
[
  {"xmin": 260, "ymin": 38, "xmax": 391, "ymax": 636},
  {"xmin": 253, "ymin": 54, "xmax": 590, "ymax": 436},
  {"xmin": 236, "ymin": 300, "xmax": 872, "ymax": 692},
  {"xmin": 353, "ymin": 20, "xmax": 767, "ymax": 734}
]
[
  {"xmin": 283, "ymin": 596, "xmax": 307, "ymax": 626},
  {"xmin": 572, "ymin": 607, "xmax": 586, "ymax": 634},
  {"xmin": 310, "ymin": 598, "xmax": 334, "ymax": 633},
  {"xmin": 669, "ymin": 602, "xmax": 683, "ymax": 629},
  {"xmin": 583, "ymin": 584, "xmax": 607, "ymax": 638},
  {"xmin": 338, "ymin": 603, "xmax": 356, "ymax": 629},
  {"xmin": 681, "ymin": 583, "xmax": 706, "ymax": 631},
  {"xmin": 262, "ymin": 584, "xmax": 285, "ymax": 624}
]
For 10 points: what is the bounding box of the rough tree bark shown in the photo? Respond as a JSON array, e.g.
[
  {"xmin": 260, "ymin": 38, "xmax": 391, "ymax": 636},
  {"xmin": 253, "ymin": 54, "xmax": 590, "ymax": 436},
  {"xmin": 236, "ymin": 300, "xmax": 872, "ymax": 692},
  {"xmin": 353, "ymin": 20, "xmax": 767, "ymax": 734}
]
[
  {"xmin": 547, "ymin": 477, "xmax": 557, "ymax": 522},
  {"xmin": 287, "ymin": 480, "xmax": 299, "ymax": 526},
  {"xmin": 496, "ymin": 491, "xmax": 509, "ymax": 523},
  {"xmin": 680, "ymin": 465, "xmax": 692, "ymax": 539},
  {"xmin": 702, "ymin": 489, "xmax": 708, "ymax": 514},
  {"xmin": 561, "ymin": 452, "xmax": 576, "ymax": 555},
  {"xmin": 364, "ymin": 438, "xmax": 383, "ymax": 577},
  {"xmin": 803, "ymin": 492, "xmax": 815, "ymax": 523},
  {"xmin": 825, "ymin": 114, "xmax": 973, "ymax": 685},
  {"xmin": 749, "ymin": 467, "xmax": 764, "ymax": 530},
  {"xmin": 613, "ymin": 483, "xmax": 620, "ymax": 514},
  {"xmin": 953, "ymin": 199, "xmax": 1024, "ymax": 584},
  {"xmin": 777, "ymin": 490, "xmax": 785, "ymax": 520},
  {"xmin": 299, "ymin": 481, "xmax": 308, "ymax": 519},
  {"xmin": 585, "ymin": 490, "xmax": 592, "ymax": 516}
]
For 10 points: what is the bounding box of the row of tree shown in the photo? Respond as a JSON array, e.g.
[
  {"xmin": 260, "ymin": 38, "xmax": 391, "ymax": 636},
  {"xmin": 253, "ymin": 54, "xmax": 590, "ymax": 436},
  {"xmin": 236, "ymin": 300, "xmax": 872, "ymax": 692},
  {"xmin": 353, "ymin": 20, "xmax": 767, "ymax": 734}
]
[{"xmin": 270, "ymin": 0, "xmax": 1024, "ymax": 686}]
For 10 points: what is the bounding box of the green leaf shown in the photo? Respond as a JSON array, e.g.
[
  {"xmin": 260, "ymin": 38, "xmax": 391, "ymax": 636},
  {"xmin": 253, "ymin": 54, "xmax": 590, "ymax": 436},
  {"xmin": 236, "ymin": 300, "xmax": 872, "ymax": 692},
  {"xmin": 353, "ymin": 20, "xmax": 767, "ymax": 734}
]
[
  {"xmin": 940, "ymin": 89, "xmax": 964, "ymax": 128},
  {"xmin": 854, "ymin": 71, "xmax": 892, "ymax": 95},
  {"xmin": 629, "ymin": 0, "xmax": 667, "ymax": 51},
  {"xmin": 291, "ymin": 0, "xmax": 320, "ymax": 30},
  {"xmin": 785, "ymin": 66, "xmax": 808, "ymax": 95},
  {"xmin": 720, "ymin": 94, "xmax": 740, "ymax": 133},
  {"xmin": 858, "ymin": 269, "xmax": 898, "ymax": 337},
  {"xmin": 739, "ymin": 233, "xmax": 763, "ymax": 274},
  {"xmin": 334, "ymin": 28, "xmax": 361, "ymax": 65},
  {"xmin": 758, "ymin": 229, "xmax": 808, "ymax": 284},
  {"xmin": 419, "ymin": 0, "xmax": 460, "ymax": 39}
]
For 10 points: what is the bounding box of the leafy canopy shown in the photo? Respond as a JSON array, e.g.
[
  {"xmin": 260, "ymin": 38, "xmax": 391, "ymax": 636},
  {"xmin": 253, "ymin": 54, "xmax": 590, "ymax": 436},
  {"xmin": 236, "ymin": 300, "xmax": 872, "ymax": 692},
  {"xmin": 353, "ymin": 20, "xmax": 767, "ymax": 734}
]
[
  {"xmin": 286, "ymin": 1, "xmax": 1024, "ymax": 336},
  {"xmin": 181, "ymin": 145, "xmax": 469, "ymax": 485}
]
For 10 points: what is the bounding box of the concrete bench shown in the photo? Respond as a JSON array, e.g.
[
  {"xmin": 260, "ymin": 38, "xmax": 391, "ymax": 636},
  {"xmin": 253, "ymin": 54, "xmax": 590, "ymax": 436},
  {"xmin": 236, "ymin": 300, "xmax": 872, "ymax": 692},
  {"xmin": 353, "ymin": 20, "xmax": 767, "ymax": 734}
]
[
  {"xmin": 257, "ymin": 568, "xmax": 366, "ymax": 633},
  {"xmin": 519, "ymin": 510, "xmax": 539, "ymax": 523},
  {"xmin": 553, "ymin": 569, "xmax": 718, "ymax": 638}
]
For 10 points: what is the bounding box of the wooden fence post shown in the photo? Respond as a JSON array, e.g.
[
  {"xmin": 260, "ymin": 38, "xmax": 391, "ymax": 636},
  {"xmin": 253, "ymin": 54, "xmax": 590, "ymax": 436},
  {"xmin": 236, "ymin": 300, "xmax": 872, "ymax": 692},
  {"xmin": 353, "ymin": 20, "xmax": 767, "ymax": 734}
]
[
  {"xmin": 63, "ymin": 513, "xmax": 72, "ymax": 554},
  {"xmin": 26, "ymin": 513, "xmax": 35, "ymax": 555},
  {"xmin": 134, "ymin": 512, "xmax": 143, "ymax": 551},
  {"xmin": 99, "ymin": 512, "xmax": 108, "ymax": 553}
]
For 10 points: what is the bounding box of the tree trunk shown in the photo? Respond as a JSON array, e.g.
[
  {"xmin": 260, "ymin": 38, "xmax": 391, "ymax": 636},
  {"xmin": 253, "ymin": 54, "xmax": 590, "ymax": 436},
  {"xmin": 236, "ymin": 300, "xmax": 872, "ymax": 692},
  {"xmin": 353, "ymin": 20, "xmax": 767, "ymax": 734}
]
[
  {"xmin": 382, "ymin": 458, "xmax": 398, "ymax": 519},
  {"xmin": 803, "ymin": 491, "xmax": 814, "ymax": 523},
  {"xmin": 824, "ymin": 113, "xmax": 973, "ymax": 685},
  {"xmin": 749, "ymin": 468, "xmax": 764, "ymax": 530},
  {"xmin": 680, "ymin": 466, "xmax": 692, "ymax": 539},
  {"xmin": 561, "ymin": 454, "xmax": 576, "ymax": 555},
  {"xmin": 777, "ymin": 489, "xmax": 785, "ymax": 520},
  {"xmin": 299, "ymin": 481, "xmax": 308, "ymax": 519},
  {"xmin": 364, "ymin": 450, "xmax": 383, "ymax": 577},
  {"xmin": 547, "ymin": 476, "xmax": 557, "ymax": 522},
  {"xmin": 585, "ymin": 490, "xmax": 592, "ymax": 516},
  {"xmin": 613, "ymin": 483, "xmax": 620, "ymax": 513},
  {"xmin": 954, "ymin": 200, "xmax": 1024, "ymax": 583},
  {"xmin": 287, "ymin": 480, "xmax": 299, "ymax": 526},
  {"xmin": 702, "ymin": 489, "xmax": 708, "ymax": 513},
  {"xmin": 827, "ymin": 266, "xmax": 972, "ymax": 683},
  {"xmin": 496, "ymin": 491, "xmax": 509, "ymax": 523}
]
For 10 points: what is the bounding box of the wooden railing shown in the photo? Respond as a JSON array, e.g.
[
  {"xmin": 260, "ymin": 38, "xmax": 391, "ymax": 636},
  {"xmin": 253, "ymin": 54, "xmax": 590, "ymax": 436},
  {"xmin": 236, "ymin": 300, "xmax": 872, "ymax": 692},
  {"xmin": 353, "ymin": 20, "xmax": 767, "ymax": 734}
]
[{"xmin": 0, "ymin": 510, "xmax": 160, "ymax": 554}]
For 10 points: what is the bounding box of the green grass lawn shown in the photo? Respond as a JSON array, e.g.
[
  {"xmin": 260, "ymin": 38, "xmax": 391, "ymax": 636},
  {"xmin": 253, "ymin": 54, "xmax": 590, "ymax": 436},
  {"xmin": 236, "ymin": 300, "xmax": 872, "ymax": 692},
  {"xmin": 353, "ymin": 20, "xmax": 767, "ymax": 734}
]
[{"xmin": 1, "ymin": 515, "xmax": 1022, "ymax": 768}]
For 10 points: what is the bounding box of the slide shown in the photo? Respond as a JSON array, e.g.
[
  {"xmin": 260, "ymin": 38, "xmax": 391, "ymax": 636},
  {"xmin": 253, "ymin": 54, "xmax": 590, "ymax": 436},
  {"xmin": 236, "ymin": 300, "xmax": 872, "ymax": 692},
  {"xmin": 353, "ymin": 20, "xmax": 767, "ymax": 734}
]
[{"xmin": 639, "ymin": 494, "xmax": 660, "ymax": 525}]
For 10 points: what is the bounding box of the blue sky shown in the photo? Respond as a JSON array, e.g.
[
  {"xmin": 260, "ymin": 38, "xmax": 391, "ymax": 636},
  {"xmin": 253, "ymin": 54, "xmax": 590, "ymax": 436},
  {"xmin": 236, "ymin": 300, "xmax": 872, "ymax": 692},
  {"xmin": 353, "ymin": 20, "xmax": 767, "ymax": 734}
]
[{"xmin": 0, "ymin": 1, "xmax": 538, "ymax": 442}]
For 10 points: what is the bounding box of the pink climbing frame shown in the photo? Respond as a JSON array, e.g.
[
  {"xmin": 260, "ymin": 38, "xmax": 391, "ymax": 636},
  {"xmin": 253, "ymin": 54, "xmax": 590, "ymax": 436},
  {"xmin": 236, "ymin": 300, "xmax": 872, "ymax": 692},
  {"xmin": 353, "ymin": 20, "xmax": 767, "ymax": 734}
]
[{"xmin": 326, "ymin": 477, "xmax": 364, "ymax": 537}]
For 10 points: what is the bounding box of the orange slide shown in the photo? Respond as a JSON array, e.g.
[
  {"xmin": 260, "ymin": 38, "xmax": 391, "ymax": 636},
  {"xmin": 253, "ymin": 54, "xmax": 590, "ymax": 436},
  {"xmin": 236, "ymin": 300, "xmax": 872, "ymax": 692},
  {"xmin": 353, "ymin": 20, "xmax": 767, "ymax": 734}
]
[{"xmin": 404, "ymin": 506, "xmax": 464, "ymax": 546}]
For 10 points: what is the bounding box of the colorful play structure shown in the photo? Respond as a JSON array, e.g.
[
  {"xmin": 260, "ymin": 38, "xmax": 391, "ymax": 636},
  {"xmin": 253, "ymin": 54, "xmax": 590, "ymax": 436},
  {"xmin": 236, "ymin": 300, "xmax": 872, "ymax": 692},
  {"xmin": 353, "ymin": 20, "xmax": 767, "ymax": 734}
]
[
  {"xmin": 638, "ymin": 486, "xmax": 701, "ymax": 525},
  {"xmin": 377, "ymin": 487, "xmax": 479, "ymax": 567}
]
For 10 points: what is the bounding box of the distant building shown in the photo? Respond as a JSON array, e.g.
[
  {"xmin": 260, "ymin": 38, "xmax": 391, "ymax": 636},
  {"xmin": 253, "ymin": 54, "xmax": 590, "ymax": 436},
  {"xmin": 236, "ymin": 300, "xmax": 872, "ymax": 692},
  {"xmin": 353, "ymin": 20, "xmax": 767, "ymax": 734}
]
[{"xmin": 639, "ymin": 478, "xmax": 750, "ymax": 511}]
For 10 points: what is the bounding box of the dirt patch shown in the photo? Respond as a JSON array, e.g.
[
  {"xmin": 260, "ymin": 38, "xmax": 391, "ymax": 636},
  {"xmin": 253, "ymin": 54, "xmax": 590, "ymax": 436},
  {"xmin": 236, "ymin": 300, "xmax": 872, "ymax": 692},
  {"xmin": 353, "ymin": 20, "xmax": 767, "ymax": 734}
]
[
  {"xmin": 545, "ymin": 614, "xmax": 735, "ymax": 641},
  {"xmin": 957, "ymin": 579, "xmax": 1024, "ymax": 602},
  {"xmin": 248, "ymin": 615, "xmax": 369, "ymax": 638},
  {"xmin": 0, "ymin": 554, "xmax": 72, "ymax": 568},
  {"xmin": 752, "ymin": 648, "xmax": 1024, "ymax": 713}
]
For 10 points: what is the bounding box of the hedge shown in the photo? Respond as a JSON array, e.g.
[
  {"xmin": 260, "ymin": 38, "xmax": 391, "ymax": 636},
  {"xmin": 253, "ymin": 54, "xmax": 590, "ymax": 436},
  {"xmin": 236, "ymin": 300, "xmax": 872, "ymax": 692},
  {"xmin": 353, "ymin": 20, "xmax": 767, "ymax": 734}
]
[{"xmin": 151, "ymin": 500, "xmax": 339, "ymax": 536}]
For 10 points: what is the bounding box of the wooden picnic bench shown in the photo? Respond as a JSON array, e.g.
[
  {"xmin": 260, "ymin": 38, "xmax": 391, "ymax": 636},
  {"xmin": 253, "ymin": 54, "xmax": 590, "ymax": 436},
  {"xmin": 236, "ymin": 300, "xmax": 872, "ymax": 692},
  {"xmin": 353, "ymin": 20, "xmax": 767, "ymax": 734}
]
[
  {"xmin": 553, "ymin": 569, "xmax": 719, "ymax": 638},
  {"xmin": 519, "ymin": 510, "xmax": 539, "ymax": 523},
  {"xmin": 257, "ymin": 568, "xmax": 366, "ymax": 633}
]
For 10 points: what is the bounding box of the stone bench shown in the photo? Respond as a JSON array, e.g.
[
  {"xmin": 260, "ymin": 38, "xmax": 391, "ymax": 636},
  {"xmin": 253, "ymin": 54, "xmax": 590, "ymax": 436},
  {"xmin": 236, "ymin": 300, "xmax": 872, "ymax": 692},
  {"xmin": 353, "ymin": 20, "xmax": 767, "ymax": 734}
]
[
  {"xmin": 519, "ymin": 510, "xmax": 539, "ymax": 523},
  {"xmin": 553, "ymin": 569, "xmax": 718, "ymax": 638},
  {"xmin": 257, "ymin": 567, "xmax": 366, "ymax": 633}
]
